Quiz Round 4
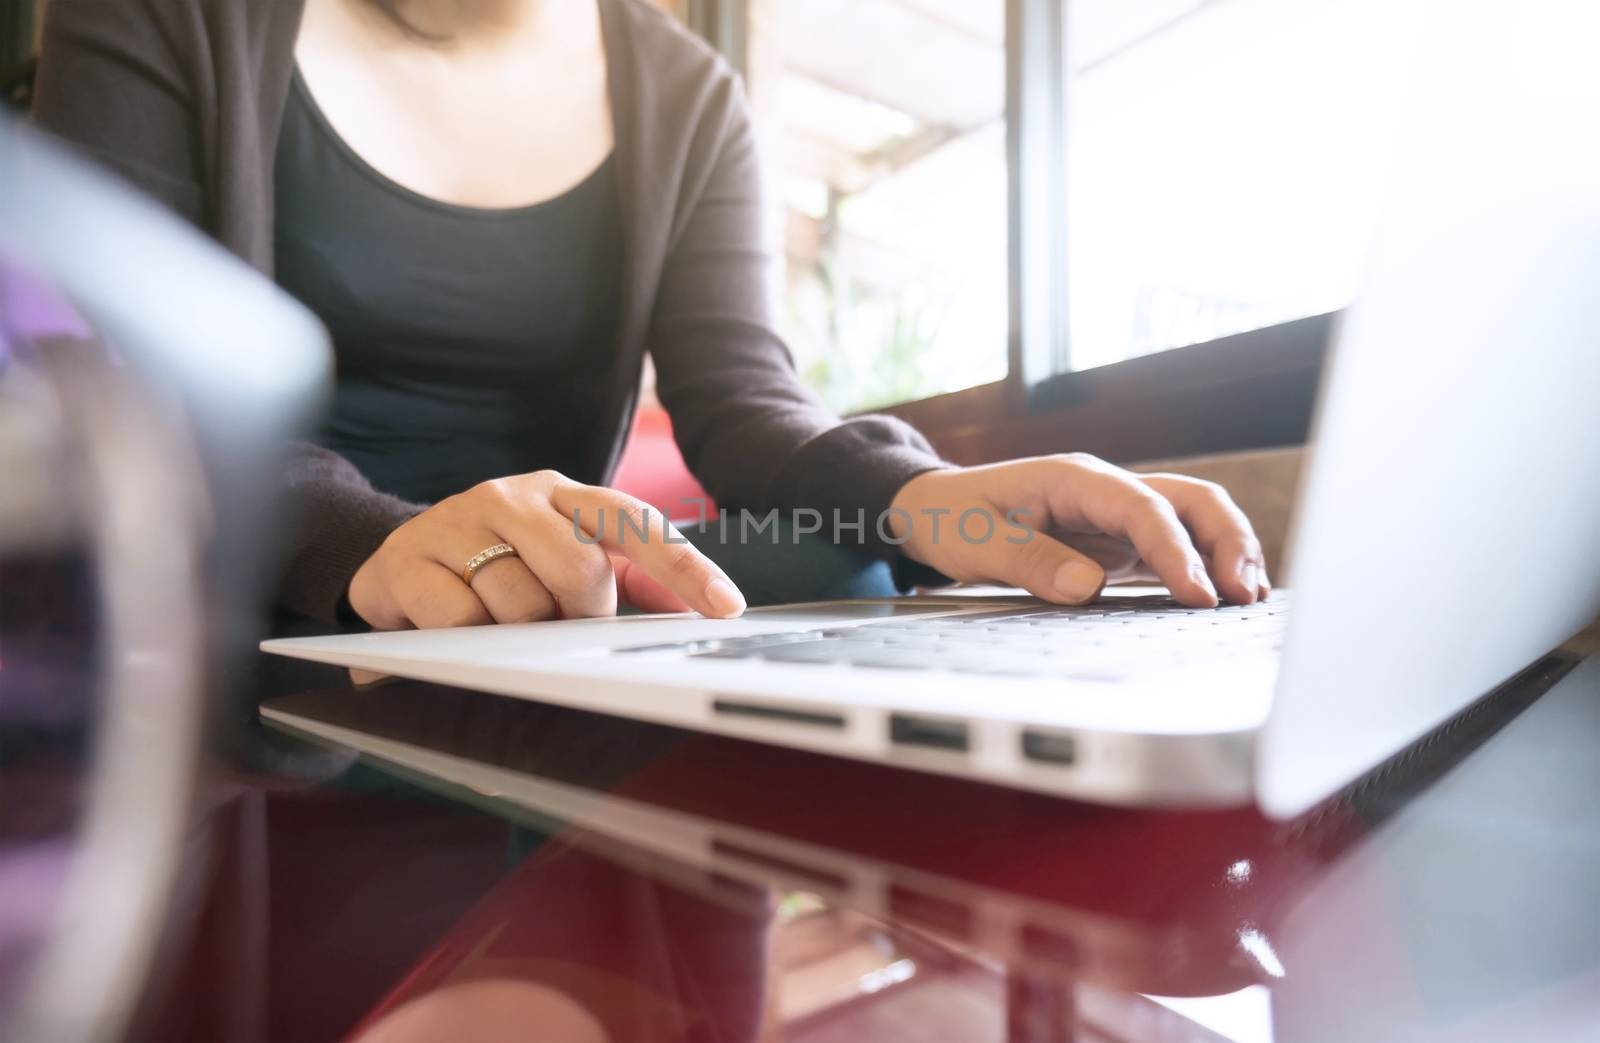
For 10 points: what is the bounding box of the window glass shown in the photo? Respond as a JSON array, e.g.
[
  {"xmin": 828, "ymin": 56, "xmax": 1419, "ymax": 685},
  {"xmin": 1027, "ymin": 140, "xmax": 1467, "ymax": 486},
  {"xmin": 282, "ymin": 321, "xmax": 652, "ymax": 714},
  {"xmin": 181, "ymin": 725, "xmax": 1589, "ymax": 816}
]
[
  {"xmin": 746, "ymin": 0, "xmax": 1010, "ymax": 413},
  {"xmin": 1065, "ymin": 0, "xmax": 1417, "ymax": 370}
]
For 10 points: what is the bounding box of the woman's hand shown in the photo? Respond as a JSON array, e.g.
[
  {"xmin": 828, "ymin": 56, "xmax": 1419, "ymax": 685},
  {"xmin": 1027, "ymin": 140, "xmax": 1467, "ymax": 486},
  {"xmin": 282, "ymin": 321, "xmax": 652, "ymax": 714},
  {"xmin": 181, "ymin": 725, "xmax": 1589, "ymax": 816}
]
[
  {"xmin": 889, "ymin": 455, "xmax": 1270, "ymax": 608},
  {"xmin": 348, "ymin": 471, "xmax": 747, "ymax": 630}
]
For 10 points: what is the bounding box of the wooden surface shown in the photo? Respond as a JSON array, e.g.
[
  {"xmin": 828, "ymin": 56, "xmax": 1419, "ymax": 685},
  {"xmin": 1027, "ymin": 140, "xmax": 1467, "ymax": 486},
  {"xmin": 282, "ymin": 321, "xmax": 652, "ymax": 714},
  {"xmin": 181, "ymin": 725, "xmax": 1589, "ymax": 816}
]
[
  {"xmin": 1127, "ymin": 444, "xmax": 1599, "ymax": 652},
  {"xmin": 1130, "ymin": 445, "xmax": 1305, "ymax": 580}
]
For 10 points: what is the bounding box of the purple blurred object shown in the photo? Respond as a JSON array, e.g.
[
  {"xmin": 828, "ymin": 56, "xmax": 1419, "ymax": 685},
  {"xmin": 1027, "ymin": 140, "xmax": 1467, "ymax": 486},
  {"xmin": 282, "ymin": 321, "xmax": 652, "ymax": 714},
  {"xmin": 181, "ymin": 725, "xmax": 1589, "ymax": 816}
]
[
  {"xmin": 0, "ymin": 251, "xmax": 94, "ymax": 362},
  {"xmin": 0, "ymin": 843, "xmax": 74, "ymax": 1008}
]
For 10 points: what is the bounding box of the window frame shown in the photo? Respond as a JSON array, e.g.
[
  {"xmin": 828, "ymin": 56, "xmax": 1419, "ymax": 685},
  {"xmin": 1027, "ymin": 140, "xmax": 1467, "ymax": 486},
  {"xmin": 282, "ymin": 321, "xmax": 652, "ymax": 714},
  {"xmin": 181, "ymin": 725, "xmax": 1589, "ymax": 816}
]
[
  {"xmin": 686, "ymin": 0, "xmax": 748, "ymax": 79},
  {"xmin": 1, "ymin": 0, "xmax": 40, "ymax": 70},
  {"xmin": 691, "ymin": 0, "xmax": 1332, "ymax": 464}
]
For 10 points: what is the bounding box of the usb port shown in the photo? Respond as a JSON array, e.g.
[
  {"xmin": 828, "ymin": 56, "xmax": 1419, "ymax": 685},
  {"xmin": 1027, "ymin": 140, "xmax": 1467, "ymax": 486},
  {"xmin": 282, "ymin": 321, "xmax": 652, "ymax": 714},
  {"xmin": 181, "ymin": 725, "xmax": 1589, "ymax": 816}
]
[
  {"xmin": 1021, "ymin": 729, "xmax": 1077, "ymax": 765},
  {"xmin": 889, "ymin": 714, "xmax": 970, "ymax": 753},
  {"xmin": 712, "ymin": 699, "xmax": 845, "ymax": 729}
]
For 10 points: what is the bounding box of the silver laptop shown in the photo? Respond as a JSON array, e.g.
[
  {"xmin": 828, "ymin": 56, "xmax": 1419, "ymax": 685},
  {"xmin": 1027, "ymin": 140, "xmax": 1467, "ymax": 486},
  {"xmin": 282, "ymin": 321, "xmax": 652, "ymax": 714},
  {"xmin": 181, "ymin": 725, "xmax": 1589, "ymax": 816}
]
[{"xmin": 263, "ymin": 33, "xmax": 1600, "ymax": 818}]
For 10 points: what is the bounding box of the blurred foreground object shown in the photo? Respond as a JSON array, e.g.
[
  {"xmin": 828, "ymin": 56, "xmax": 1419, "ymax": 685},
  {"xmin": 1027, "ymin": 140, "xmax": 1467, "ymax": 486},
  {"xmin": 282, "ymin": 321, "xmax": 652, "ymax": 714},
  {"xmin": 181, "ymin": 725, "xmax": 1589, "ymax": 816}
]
[{"xmin": 0, "ymin": 116, "xmax": 327, "ymax": 1041}]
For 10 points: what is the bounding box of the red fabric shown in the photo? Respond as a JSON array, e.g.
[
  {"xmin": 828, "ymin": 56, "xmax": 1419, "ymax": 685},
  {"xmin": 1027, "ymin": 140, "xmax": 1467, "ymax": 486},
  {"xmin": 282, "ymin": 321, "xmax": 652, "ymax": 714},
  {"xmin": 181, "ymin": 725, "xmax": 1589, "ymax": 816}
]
[{"xmin": 609, "ymin": 407, "xmax": 714, "ymax": 519}]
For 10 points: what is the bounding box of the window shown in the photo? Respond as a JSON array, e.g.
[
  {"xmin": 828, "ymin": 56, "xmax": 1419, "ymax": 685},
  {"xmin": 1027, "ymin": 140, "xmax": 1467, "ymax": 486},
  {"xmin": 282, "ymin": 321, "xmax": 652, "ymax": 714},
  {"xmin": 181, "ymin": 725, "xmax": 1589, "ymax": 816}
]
[
  {"xmin": 697, "ymin": 0, "xmax": 1406, "ymax": 458},
  {"xmin": 742, "ymin": 0, "xmax": 1011, "ymax": 414},
  {"xmin": 1063, "ymin": 0, "xmax": 1411, "ymax": 371}
]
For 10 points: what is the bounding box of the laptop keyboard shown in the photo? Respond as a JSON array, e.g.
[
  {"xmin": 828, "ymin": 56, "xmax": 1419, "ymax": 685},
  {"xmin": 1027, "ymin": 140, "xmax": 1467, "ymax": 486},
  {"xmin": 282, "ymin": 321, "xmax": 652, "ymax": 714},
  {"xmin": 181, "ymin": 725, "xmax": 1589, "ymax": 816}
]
[{"xmin": 613, "ymin": 595, "xmax": 1289, "ymax": 680}]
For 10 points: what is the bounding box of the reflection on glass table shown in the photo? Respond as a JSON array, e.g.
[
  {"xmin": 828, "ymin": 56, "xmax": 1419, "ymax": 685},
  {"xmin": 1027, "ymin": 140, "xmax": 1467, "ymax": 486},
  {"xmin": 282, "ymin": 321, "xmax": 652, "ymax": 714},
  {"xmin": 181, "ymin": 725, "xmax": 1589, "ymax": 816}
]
[{"xmin": 260, "ymin": 648, "xmax": 1599, "ymax": 1042}]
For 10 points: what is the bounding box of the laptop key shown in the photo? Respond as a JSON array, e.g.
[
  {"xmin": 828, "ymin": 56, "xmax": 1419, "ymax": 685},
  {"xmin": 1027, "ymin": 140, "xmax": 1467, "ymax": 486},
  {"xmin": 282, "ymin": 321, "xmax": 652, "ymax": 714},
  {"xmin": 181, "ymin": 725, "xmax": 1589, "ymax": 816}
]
[
  {"xmin": 627, "ymin": 595, "xmax": 1291, "ymax": 673},
  {"xmin": 846, "ymin": 650, "xmax": 953, "ymax": 670},
  {"xmin": 741, "ymin": 644, "xmax": 850, "ymax": 665}
]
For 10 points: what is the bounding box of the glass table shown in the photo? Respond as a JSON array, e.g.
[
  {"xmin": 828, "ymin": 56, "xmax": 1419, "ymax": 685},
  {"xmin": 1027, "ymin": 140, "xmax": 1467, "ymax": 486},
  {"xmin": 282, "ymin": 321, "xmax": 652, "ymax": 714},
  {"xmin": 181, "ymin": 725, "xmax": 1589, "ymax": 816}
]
[{"xmin": 121, "ymin": 640, "xmax": 1600, "ymax": 1042}]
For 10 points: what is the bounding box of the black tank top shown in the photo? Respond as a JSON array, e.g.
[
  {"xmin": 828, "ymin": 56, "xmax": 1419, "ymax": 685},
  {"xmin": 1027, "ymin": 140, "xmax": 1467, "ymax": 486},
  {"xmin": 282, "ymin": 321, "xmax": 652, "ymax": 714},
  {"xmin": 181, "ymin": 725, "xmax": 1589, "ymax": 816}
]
[{"xmin": 273, "ymin": 68, "xmax": 623, "ymax": 505}]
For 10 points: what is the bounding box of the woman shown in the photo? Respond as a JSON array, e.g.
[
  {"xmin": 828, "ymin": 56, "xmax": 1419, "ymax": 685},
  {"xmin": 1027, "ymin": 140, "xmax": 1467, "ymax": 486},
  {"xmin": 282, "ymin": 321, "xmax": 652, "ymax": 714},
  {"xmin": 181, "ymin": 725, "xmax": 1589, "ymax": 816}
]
[{"xmin": 31, "ymin": 0, "xmax": 1269, "ymax": 631}]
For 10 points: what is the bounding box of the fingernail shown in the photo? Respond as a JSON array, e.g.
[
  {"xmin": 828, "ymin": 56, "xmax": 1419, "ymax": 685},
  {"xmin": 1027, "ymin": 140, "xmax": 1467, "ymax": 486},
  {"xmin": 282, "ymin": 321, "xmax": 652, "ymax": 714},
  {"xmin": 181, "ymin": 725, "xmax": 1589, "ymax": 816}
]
[
  {"xmin": 1190, "ymin": 563, "xmax": 1219, "ymax": 603},
  {"xmin": 1053, "ymin": 561, "xmax": 1104, "ymax": 603},
  {"xmin": 1240, "ymin": 563, "xmax": 1259, "ymax": 598},
  {"xmin": 705, "ymin": 577, "xmax": 746, "ymax": 618}
]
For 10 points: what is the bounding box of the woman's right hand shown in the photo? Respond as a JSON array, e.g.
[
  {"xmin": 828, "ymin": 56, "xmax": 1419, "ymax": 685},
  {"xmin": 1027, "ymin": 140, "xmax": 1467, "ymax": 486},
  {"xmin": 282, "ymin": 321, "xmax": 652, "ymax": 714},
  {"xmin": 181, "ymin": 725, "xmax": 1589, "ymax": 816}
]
[{"xmin": 347, "ymin": 471, "xmax": 747, "ymax": 630}]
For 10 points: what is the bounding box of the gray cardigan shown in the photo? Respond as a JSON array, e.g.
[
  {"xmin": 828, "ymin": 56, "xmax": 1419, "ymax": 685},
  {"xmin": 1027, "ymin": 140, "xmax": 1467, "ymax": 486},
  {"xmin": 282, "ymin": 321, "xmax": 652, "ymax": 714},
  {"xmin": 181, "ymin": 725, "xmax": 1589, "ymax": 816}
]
[{"xmin": 31, "ymin": 0, "xmax": 946, "ymax": 622}]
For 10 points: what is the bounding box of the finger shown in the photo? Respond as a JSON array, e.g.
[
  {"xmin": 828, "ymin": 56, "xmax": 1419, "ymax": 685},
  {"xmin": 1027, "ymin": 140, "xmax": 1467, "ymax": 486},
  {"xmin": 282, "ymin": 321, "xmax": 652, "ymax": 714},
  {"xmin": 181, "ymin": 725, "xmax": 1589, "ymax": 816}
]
[
  {"xmin": 1142, "ymin": 475, "xmax": 1266, "ymax": 605},
  {"xmin": 1053, "ymin": 531, "xmax": 1149, "ymax": 579},
  {"xmin": 494, "ymin": 506, "xmax": 618, "ymax": 619},
  {"xmin": 421, "ymin": 527, "xmax": 560, "ymax": 623},
  {"xmin": 398, "ymin": 561, "xmax": 495, "ymax": 629},
  {"xmin": 612, "ymin": 554, "xmax": 693, "ymax": 614},
  {"xmin": 989, "ymin": 524, "xmax": 1107, "ymax": 605},
  {"xmin": 349, "ymin": 579, "xmax": 410, "ymax": 632},
  {"xmin": 550, "ymin": 482, "xmax": 745, "ymax": 618},
  {"xmin": 1049, "ymin": 467, "xmax": 1219, "ymax": 607},
  {"xmin": 466, "ymin": 552, "xmax": 560, "ymax": 623}
]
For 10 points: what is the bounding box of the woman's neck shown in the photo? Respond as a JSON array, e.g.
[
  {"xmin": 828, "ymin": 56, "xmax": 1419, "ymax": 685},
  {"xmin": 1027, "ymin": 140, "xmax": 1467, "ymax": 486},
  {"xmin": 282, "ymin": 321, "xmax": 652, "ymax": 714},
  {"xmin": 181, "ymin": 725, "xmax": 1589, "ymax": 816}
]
[{"xmin": 379, "ymin": 0, "xmax": 572, "ymax": 45}]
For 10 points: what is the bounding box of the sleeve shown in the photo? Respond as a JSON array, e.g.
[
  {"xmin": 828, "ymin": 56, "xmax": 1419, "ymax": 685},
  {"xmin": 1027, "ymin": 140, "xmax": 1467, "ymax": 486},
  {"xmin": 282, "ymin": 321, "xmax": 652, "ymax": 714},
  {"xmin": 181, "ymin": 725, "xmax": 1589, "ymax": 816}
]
[
  {"xmin": 32, "ymin": 0, "xmax": 425, "ymax": 625},
  {"xmin": 647, "ymin": 76, "xmax": 950, "ymax": 558},
  {"xmin": 31, "ymin": 0, "xmax": 207, "ymax": 222},
  {"xmin": 278, "ymin": 446, "xmax": 424, "ymax": 624}
]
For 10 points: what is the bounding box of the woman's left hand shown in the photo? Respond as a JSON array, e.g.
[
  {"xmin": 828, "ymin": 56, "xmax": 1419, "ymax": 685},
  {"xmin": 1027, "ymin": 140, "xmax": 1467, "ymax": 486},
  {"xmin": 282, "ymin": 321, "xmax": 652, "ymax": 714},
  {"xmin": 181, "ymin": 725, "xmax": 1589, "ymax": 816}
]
[{"xmin": 888, "ymin": 454, "xmax": 1271, "ymax": 608}]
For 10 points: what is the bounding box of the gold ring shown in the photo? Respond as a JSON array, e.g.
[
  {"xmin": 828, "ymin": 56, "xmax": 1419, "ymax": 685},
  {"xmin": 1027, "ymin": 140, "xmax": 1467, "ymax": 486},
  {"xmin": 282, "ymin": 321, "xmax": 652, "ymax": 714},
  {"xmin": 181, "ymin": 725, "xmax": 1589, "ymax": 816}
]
[{"xmin": 462, "ymin": 543, "xmax": 517, "ymax": 585}]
